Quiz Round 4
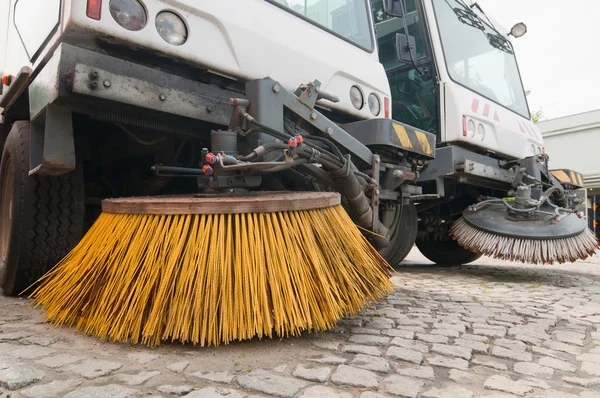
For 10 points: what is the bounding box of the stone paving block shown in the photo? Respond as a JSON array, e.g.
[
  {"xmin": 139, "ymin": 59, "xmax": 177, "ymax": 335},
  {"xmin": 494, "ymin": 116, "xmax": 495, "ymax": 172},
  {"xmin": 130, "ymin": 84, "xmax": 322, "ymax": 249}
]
[
  {"xmin": 0, "ymin": 364, "xmax": 46, "ymax": 390},
  {"xmin": 429, "ymin": 328, "xmax": 460, "ymax": 338},
  {"xmin": 293, "ymin": 363, "xmax": 332, "ymax": 382},
  {"xmin": 538, "ymin": 356, "xmax": 576, "ymax": 372},
  {"xmin": 35, "ymin": 354, "xmax": 83, "ymax": 369},
  {"xmin": 460, "ymin": 334, "xmax": 489, "ymax": 343},
  {"xmin": 20, "ymin": 379, "xmax": 81, "ymax": 398},
  {"xmin": 562, "ymin": 376, "xmax": 600, "ymax": 388},
  {"xmin": 313, "ymin": 341, "xmax": 340, "ymax": 351},
  {"xmin": 367, "ymin": 318, "xmax": 395, "ymax": 329},
  {"xmin": 431, "ymin": 343, "xmax": 472, "ymax": 360},
  {"xmin": 483, "ymin": 375, "xmax": 533, "ymax": 396},
  {"xmin": 0, "ymin": 343, "xmax": 20, "ymax": 354},
  {"xmin": 308, "ymin": 355, "xmax": 348, "ymax": 364},
  {"xmin": 349, "ymin": 334, "xmax": 390, "ymax": 346},
  {"xmin": 513, "ymin": 362, "xmax": 554, "ymax": 378},
  {"xmin": 416, "ymin": 333, "xmax": 449, "ymax": 344},
  {"xmin": 351, "ymin": 354, "xmax": 391, "ymax": 373},
  {"xmin": 331, "ymin": 364, "xmax": 378, "ymax": 388},
  {"xmin": 390, "ymin": 337, "xmax": 428, "ymax": 353},
  {"xmin": 126, "ymin": 352, "xmax": 159, "ymax": 364},
  {"xmin": 448, "ymin": 369, "xmax": 479, "ymax": 383},
  {"xmin": 396, "ymin": 365, "xmax": 434, "ymax": 379},
  {"xmin": 116, "ymin": 370, "xmax": 161, "ymax": 386},
  {"xmin": 22, "ymin": 336, "xmax": 56, "ymax": 347},
  {"xmin": 167, "ymin": 361, "xmax": 190, "ymax": 373},
  {"xmin": 426, "ymin": 355, "xmax": 469, "ymax": 370},
  {"xmin": 342, "ymin": 344, "xmax": 381, "ymax": 356},
  {"xmin": 493, "ymin": 338, "xmax": 527, "ymax": 351},
  {"xmin": 157, "ymin": 385, "xmax": 194, "ymax": 396},
  {"xmin": 576, "ymin": 353, "xmax": 600, "ymax": 364},
  {"xmin": 580, "ymin": 361, "xmax": 600, "ymax": 376},
  {"xmin": 385, "ymin": 346, "xmax": 423, "ymax": 365},
  {"xmin": 453, "ymin": 338, "xmax": 489, "ymax": 353},
  {"xmin": 66, "ymin": 359, "xmax": 122, "ymax": 379},
  {"xmin": 381, "ymin": 329, "xmax": 414, "ymax": 339},
  {"xmin": 434, "ymin": 322, "xmax": 466, "ymax": 332},
  {"xmin": 0, "ymin": 331, "xmax": 34, "ymax": 341},
  {"xmin": 352, "ymin": 328, "xmax": 382, "ymax": 335},
  {"xmin": 543, "ymin": 341, "xmax": 582, "ymax": 355},
  {"xmin": 473, "ymin": 328, "xmax": 507, "ymax": 338},
  {"xmin": 553, "ymin": 330, "xmax": 585, "ymax": 346},
  {"xmin": 189, "ymin": 371, "xmax": 234, "ymax": 383},
  {"xmin": 531, "ymin": 346, "xmax": 562, "ymax": 359},
  {"xmin": 297, "ymin": 385, "xmax": 353, "ymax": 398},
  {"xmin": 422, "ymin": 385, "xmax": 474, "ymax": 398},
  {"xmin": 179, "ymin": 387, "xmax": 245, "ymax": 398},
  {"xmin": 381, "ymin": 374, "xmax": 424, "ymax": 398},
  {"xmin": 7, "ymin": 346, "xmax": 55, "ymax": 359},
  {"xmin": 491, "ymin": 346, "xmax": 532, "ymax": 362},
  {"xmin": 63, "ymin": 384, "xmax": 137, "ymax": 398},
  {"xmin": 471, "ymin": 355, "xmax": 508, "ymax": 371},
  {"xmin": 237, "ymin": 370, "xmax": 308, "ymax": 397}
]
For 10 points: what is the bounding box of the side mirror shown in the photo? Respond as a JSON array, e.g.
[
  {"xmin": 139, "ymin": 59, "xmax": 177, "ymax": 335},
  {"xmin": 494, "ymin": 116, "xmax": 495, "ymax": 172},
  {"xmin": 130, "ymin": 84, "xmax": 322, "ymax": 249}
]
[
  {"xmin": 396, "ymin": 33, "xmax": 417, "ymax": 63},
  {"xmin": 383, "ymin": 0, "xmax": 404, "ymax": 17}
]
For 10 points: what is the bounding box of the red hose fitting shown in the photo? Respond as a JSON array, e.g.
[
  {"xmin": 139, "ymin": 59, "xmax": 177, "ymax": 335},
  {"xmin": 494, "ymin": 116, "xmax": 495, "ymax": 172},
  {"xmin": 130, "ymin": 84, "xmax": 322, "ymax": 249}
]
[
  {"xmin": 288, "ymin": 137, "xmax": 298, "ymax": 148},
  {"xmin": 202, "ymin": 165, "xmax": 213, "ymax": 176},
  {"xmin": 295, "ymin": 134, "xmax": 304, "ymax": 143},
  {"xmin": 205, "ymin": 152, "xmax": 217, "ymax": 164}
]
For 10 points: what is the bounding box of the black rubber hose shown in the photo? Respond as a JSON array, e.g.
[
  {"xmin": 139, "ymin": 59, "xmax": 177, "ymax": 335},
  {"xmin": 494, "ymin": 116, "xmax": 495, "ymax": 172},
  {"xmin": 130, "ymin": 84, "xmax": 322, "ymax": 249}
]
[{"xmin": 329, "ymin": 159, "xmax": 389, "ymax": 249}]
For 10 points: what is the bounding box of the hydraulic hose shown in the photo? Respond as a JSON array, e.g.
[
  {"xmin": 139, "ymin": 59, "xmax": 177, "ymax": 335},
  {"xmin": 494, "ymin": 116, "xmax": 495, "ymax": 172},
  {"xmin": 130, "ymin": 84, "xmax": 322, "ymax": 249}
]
[{"xmin": 329, "ymin": 159, "xmax": 389, "ymax": 249}]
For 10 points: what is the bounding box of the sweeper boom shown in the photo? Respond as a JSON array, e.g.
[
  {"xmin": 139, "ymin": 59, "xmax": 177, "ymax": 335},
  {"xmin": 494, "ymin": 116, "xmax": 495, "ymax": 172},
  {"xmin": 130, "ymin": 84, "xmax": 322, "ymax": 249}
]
[{"xmin": 0, "ymin": 0, "xmax": 596, "ymax": 302}]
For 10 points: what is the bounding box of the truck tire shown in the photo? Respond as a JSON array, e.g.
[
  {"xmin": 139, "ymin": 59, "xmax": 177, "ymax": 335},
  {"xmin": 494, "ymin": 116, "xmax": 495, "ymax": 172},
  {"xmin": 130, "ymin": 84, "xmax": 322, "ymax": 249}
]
[
  {"xmin": 416, "ymin": 234, "xmax": 482, "ymax": 266},
  {"xmin": 379, "ymin": 203, "xmax": 417, "ymax": 266},
  {"xmin": 0, "ymin": 121, "xmax": 84, "ymax": 296}
]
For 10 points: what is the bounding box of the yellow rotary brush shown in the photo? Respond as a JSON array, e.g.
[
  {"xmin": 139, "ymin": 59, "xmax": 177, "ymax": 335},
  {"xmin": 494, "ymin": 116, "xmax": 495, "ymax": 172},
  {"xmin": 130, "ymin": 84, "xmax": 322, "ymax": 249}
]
[{"xmin": 30, "ymin": 192, "xmax": 392, "ymax": 347}]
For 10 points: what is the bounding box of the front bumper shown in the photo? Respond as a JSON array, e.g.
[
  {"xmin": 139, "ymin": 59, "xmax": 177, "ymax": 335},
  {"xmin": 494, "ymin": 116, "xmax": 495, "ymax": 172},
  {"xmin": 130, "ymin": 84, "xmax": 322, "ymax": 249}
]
[
  {"xmin": 29, "ymin": 43, "xmax": 238, "ymax": 129},
  {"xmin": 27, "ymin": 43, "xmax": 240, "ymax": 175}
]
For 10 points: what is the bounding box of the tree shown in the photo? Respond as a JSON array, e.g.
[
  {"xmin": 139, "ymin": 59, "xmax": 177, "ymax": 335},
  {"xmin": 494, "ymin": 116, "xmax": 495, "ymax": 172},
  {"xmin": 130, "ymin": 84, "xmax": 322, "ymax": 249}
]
[{"xmin": 531, "ymin": 109, "xmax": 544, "ymax": 123}]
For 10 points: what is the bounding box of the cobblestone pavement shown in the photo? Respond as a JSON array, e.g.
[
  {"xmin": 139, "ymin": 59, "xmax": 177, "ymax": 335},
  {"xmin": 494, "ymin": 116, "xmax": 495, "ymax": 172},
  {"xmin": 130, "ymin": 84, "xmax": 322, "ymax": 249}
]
[{"xmin": 1, "ymin": 248, "xmax": 600, "ymax": 397}]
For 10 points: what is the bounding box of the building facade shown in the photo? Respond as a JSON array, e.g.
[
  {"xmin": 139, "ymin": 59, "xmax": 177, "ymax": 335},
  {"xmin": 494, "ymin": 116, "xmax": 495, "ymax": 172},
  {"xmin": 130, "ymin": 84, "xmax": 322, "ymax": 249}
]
[{"xmin": 538, "ymin": 109, "xmax": 600, "ymax": 233}]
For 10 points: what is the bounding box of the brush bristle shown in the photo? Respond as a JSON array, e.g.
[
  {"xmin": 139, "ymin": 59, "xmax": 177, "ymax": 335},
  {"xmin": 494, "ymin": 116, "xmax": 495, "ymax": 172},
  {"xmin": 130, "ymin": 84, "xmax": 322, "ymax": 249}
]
[
  {"xmin": 450, "ymin": 216, "xmax": 599, "ymax": 264},
  {"xmin": 30, "ymin": 205, "xmax": 392, "ymax": 347}
]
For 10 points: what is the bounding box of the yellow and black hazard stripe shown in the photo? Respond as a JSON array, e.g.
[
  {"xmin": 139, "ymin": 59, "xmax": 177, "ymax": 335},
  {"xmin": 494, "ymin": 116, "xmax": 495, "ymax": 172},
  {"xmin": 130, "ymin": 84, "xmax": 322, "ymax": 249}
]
[
  {"xmin": 391, "ymin": 122, "xmax": 435, "ymax": 158},
  {"xmin": 551, "ymin": 169, "xmax": 584, "ymax": 188}
]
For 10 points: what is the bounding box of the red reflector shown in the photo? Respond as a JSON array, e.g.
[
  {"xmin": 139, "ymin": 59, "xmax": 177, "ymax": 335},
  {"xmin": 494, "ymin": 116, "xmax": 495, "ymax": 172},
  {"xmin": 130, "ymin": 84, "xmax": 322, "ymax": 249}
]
[
  {"xmin": 462, "ymin": 115, "xmax": 467, "ymax": 136},
  {"xmin": 384, "ymin": 97, "xmax": 390, "ymax": 119},
  {"xmin": 87, "ymin": 0, "xmax": 102, "ymax": 20}
]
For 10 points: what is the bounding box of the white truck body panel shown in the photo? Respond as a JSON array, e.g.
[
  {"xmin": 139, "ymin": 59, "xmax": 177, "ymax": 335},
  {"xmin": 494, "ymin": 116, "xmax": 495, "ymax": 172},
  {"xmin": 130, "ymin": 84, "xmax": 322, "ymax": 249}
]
[
  {"xmin": 421, "ymin": 0, "xmax": 543, "ymax": 160},
  {"xmin": 1, "ymin": 0, "xmax": 391, "ymax": 120}
]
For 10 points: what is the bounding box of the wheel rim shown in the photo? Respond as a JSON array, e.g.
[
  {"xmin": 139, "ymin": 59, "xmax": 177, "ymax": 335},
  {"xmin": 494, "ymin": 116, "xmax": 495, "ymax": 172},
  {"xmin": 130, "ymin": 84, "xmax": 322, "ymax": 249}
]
[{"xmin": 0, "ymin": 155, "xmax": 13, "ymax": 271}]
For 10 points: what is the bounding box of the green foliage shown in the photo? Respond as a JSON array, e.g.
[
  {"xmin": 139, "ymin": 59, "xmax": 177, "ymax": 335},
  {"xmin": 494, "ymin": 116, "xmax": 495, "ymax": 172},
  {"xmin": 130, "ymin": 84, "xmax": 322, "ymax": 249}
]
[{"xmin": 531, "ymin": 109, "xmax": 544, "ymax": 123}]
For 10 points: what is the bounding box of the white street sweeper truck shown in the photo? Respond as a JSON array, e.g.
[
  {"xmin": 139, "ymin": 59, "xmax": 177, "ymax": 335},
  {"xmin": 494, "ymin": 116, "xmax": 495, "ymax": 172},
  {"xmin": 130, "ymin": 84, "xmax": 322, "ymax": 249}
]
[{"xmin": 0, "ymin": 0, "xmax": 595, "ymax": 295}]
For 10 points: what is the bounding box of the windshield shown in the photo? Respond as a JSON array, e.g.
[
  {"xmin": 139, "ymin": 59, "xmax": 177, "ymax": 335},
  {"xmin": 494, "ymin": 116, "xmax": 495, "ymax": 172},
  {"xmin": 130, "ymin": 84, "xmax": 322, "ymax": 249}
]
[
  {"xmin": 270, "ymin": 0, "xmax": 373, "ymax": 50},
  {"xmin": 432, "ymin": 0, "xmax": 529, "ymax": 118}
]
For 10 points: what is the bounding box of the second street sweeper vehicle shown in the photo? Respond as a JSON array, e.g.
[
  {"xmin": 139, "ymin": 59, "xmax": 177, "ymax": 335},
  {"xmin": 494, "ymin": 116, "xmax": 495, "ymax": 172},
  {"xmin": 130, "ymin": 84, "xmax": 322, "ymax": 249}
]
[{"xmin": 0, "ymin": 0, "xmax": 596, "ymax": 299}]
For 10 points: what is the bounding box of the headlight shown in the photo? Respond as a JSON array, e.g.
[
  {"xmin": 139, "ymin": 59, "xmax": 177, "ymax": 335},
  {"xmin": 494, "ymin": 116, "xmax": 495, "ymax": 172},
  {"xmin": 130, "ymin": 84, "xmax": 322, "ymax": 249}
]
[
  {"xmin": 350, "ymin": 86, "xmax": 363, "ymax": 110},
  {"xmin": 368, "ymin": 93, "xmax": 381, "ymax": 116},
  {"xmin": 109, "ymin": 0, "xmax": 147, "ymax": 31},
  {"xmin": 156, "ymin": 11, "xmax": 188, "ymax": 46}
]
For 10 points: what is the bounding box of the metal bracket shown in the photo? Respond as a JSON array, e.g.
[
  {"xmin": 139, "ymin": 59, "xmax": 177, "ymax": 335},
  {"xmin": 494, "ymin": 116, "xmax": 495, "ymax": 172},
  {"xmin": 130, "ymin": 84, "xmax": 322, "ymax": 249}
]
[
  {"xmin": 371, "ymin": 154, "xmax": 381, "ymax": 228},
  {"xmin": 29, "ymin": 104, "xmax": 75, "ymax": 176},
  {"xmin": 297, "ymin": 80, "xmax": 320, "ymax": 110}
]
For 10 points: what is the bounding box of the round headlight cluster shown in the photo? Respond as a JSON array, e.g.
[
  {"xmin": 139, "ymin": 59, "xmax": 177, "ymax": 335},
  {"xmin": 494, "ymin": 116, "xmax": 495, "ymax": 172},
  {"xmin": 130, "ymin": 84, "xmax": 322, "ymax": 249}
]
[
  {"xmin": 350, "ymin": 86, "xmax": 382, "ymax": 116},
  {"xmin": 350, "ymin": 86, "xmax": 363, "ymax": 110},
  {"xmin": 109, "ymin": 1, "xmax": 189, "ymax": 46},
  {"xmin": 109, "ymin": 0, "xmax": 147, "ymax": 31},
  {"xmin": 368, "ymin": 93, "xmax": 381, "ymax": 116},
  {"xmin": 156, "ymin": 11, "xmax": 188, "ymax": 46}
]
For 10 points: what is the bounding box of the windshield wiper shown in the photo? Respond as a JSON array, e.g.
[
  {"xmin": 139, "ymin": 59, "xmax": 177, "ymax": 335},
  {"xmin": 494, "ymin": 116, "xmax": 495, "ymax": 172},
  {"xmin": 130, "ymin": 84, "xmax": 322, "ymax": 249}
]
[
  {"xmin": 448, "ymin": 0, "xmax": 515, "ymax": 54},
  {"xmin": 487, "ymin": 33, "xmax": 514, "ymax": 54},
  {"xmin": 447, "ymin": 2, "xmax": 485, "ymax": 31}
]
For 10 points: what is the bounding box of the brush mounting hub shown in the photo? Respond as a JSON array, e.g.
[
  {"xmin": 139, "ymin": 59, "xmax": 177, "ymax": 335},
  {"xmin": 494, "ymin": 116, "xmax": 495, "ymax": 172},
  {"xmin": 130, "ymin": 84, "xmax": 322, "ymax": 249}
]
[{"xmin": 462, "ymin": 203, "xmax": 587, "ymax": 240}]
